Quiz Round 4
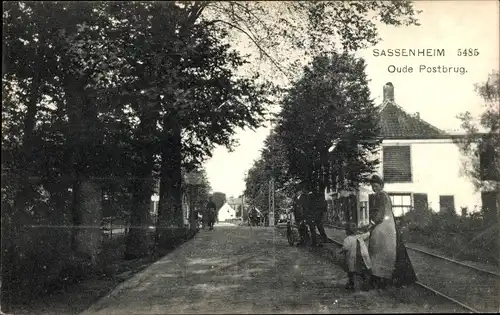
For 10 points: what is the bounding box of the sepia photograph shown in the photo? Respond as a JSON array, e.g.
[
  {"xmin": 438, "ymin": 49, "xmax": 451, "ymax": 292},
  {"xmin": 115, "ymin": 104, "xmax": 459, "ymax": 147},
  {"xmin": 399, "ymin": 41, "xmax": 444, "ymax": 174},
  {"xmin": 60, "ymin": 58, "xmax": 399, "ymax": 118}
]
[{"xmin": 2, "ymin": 1, "xmax": 499, "ymax": 314}]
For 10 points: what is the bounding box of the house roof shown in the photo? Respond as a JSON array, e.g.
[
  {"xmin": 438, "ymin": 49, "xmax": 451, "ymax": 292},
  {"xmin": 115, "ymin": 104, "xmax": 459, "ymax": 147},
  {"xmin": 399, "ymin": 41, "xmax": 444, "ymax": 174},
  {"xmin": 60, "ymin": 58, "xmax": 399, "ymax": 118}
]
[
  {"xmin": 227, "ymin": 197, "xmax": 243, "ymax": 205},
  {"xmin": 220, "ymin": 203, "xmax": 236, "ymax": 212},
  {"xmin": 327, "ymin": 83, "xmax": 472, "ymax": 151},
  {"xmin": 378, "ymin": 101, "xmax": 448, "ymax": 139}
]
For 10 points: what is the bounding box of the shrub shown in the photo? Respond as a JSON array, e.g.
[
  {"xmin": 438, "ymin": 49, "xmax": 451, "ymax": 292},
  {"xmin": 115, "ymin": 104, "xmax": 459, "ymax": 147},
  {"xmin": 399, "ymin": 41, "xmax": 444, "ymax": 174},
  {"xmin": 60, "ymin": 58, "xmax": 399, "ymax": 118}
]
[{"xmin": 403, "ymin": 208, "xmax": 498, "ymax": 265}]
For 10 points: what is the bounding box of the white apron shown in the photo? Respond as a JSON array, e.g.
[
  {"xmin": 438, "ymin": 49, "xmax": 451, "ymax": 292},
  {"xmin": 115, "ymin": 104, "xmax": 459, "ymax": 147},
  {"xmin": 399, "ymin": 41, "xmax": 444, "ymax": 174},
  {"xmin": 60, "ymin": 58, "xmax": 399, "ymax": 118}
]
[
  {"xmin": 344, "ymin": 233, "xmax": 372, "ymax": 272},
  {"xmin": 369, "ymin": 191, "xmax": 397, "ymax": 279}
]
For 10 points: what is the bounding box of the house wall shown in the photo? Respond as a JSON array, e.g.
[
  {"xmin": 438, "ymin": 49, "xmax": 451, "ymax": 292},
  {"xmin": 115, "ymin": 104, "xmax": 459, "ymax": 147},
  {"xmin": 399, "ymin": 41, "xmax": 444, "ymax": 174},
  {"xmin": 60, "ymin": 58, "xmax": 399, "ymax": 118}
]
[
  {"xmin": 359, "ymin": 139, "xmax": 482, "ymax": 214},
  {"xmin": 218, "ymin": 203, "xmax": 237, "ymax": 222}
]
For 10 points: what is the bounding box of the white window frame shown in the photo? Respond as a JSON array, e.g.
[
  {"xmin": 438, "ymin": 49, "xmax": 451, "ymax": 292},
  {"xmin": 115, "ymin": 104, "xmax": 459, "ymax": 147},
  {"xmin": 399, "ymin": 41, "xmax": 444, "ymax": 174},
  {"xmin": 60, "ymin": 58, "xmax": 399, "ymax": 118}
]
[{"xmin": 388, "ymin": 192, "xmax": 413, "ymax": 217}]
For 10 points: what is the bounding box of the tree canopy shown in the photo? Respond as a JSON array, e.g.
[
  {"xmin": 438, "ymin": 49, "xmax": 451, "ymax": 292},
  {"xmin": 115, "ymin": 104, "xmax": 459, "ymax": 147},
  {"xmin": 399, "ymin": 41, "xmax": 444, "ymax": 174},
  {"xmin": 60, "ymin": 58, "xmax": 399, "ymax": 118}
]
[
  {"xmin": 277, "ymin": 52, "xmax": 381, "ymax": 192},
  {"xmin": 245, "ymin": 52, "xmax": 382, "ymax": 216},
  {"xmin": 456, "ymin": 71, "xmax": 500, "ymax": 191},
  {"xmin": 200, "ymin": 1, "xmax": 421, "ymax": 83}
]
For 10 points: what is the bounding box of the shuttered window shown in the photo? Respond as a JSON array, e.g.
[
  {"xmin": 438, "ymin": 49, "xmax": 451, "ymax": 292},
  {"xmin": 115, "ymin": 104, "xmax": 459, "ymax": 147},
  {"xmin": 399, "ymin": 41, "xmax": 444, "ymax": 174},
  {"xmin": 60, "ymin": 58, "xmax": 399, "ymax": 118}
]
[
  {"xmin": 413, "ymin": 193, "xmax": 428, "ymax": 212},
  {"xmin": 383, "ymin": 146, "xmax": 412, "ymax": 183},
  {"xmin": 439, "ymin": 195, "xmax": 455, "ymax": 214}
]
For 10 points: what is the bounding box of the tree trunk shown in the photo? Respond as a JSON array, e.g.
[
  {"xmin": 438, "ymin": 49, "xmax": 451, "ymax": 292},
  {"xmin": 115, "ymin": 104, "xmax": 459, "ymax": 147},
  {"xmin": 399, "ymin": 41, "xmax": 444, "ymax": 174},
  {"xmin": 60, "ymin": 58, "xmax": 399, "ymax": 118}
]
[
  {"xmin": 4, "ymin": 50, "xmax": 43, "ymax": 309},
  {"xmin": 11, "ymin": 47, "xmax": 43, "ymax": 222},
  {"xmin": 21, "ymin": 68, "xmax": 41, "ymax": 159},
  {"xmin": 125, "ymin": 161, "xmax": 153, "ymax": 259},
  {"xmin": 124, "ymin": 178, "xmax": 151, "ymax": 259},
  {"xmin": 157, "ymin": 114, "xmax": 183, "ymax": 244},
  {"xmin": 1, "ymin": 201, "xmax": 15, "ymax": 313},
  {"xmin": 187, "ymin": 186, "xmax": 198, "ymax": 233},
  {"xmin": 64, "ymin": 78, "xmax": 102, "ymax": 265},
  {"xmin": 72, "ymin": 178, "xmax": 102, "ymax": 264},
  {"xmin": 319, "ymin": 149, "xmax": 329, "ymax": 194},
  {"xmin": 125, "ymin": 113, "xmax": 156, "ymax": 259}
]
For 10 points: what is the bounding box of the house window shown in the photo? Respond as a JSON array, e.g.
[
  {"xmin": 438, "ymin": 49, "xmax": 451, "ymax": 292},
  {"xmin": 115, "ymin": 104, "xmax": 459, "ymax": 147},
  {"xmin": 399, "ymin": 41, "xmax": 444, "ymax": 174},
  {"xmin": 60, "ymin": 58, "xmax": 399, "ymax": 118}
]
[
  {"xmin": 439, "ymin": 195, "xmax": 455, "ymax": 214},
  {"xmin": 413, "ymin": 193, "xmax": 429, "ymax": 212},
  {"xmin": 383, "ymin": 146, "xmax": 412, "ymax": 183},
  {"xmin": 481, "ymin": 192, "xmax": 497, "ymax": 221},
  {"xmin": 389, "ymin": 193, "xmax": 412, "ymax": 217}
]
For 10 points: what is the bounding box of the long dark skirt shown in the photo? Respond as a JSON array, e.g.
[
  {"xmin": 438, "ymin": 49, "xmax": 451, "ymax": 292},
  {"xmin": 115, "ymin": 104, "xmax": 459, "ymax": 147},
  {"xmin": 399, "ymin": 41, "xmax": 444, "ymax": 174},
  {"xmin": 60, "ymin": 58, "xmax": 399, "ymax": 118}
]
[
  {"xmin": 207, "ymin": 212, "xmax": 215, "ymax": 227},
  {"xmin": 392, "ymin": 224, "xmax": 418, "ymax": 286}
]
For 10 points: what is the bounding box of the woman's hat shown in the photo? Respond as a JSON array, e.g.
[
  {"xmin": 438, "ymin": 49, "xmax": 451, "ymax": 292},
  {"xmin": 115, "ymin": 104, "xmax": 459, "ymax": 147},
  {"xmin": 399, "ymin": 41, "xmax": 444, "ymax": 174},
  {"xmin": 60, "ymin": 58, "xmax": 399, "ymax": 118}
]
[{"xmin": 369, "ymin": 174, "xmax": 384, "ymax": 185}]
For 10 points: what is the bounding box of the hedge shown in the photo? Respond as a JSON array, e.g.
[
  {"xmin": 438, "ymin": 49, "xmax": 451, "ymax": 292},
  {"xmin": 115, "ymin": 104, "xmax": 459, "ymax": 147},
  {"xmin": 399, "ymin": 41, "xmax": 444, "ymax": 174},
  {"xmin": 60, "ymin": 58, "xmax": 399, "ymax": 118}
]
[{"xmin": 400, "ymin": 210, "xmax": 499, "ymax": 265}]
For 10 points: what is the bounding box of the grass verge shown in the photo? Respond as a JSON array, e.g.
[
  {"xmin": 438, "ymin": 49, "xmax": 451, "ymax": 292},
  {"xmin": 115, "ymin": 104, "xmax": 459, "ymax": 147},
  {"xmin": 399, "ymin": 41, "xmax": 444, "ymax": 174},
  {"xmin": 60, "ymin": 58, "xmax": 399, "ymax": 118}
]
[{"xmin": 4, "ymin": 229, "xmax": 197, "ymax": 315}]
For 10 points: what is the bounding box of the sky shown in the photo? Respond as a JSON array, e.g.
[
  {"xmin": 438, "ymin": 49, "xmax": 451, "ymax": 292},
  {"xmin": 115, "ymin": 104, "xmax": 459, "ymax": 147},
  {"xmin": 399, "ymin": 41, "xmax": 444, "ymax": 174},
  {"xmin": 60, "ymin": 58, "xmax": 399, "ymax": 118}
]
[{"xmin": 204, "ymin": 0, "xmax": 500, "ymax": 198}]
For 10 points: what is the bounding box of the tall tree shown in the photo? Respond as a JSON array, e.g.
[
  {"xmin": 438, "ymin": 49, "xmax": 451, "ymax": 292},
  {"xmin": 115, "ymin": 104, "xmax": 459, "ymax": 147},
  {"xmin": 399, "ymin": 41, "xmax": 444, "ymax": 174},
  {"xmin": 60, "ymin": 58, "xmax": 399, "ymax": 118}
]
[
  {"xmin": 183, "ymin": 167, "xmax": 212, "ymax": 229},
  {"xmin": 3, "ymin": 1, "xmax": 122, "ymax": 263},
  {"xmin": 211, "ymin": 192, "xmax": 227, "ymax": 214},
  {"xmin": 244, "ymin": 130, "xmax": 294, "ymax": 216},
  {"xmin": 277, "ymin": 52, "xmax": 381, "ymax": 193},
  {"xmin": 2, "ymin": 2, "xmax": 142, "ymax": 304},
  {"xmin": 456, "ymin": 71, "xmax": 500, "ymax": 219}
]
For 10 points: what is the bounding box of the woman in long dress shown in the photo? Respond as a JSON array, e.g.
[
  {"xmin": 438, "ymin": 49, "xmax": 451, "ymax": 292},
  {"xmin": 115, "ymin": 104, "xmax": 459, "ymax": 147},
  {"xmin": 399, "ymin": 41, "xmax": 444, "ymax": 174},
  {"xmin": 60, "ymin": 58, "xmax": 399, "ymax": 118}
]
[{"xmin": 368, "ymin": 174, "xmax": 417, "ymax": 289}]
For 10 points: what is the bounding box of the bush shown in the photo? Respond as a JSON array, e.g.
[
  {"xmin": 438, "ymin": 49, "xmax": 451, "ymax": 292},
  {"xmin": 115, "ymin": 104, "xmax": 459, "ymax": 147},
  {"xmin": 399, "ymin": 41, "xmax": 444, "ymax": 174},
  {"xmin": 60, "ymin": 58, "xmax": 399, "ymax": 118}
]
[
  {"xmin": 403, "ymin": 209, "xmax": 498, "ymax": 265},
  {"xmin": 2, "ymin": 223, "xmax": 78, "ymax": 304},
  {"xmin": 2, "ymin": 198, "xmax": 111, "ymax": 307}
]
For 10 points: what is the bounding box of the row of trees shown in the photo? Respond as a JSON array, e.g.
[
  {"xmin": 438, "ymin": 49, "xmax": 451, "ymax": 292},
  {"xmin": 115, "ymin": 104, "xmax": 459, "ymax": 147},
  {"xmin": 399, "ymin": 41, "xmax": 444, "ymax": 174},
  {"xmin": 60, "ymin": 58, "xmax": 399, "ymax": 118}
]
[
  {"xmin": 1, "ymin": 1, "xmax": 420, "ymax": 306},
  {"xmin": 183, "ymin": 167, "xmax": 212, "ymax": 223},
  {"xmin": 2, "ymin": 1, "xmax": 271, "ymax": 264}
]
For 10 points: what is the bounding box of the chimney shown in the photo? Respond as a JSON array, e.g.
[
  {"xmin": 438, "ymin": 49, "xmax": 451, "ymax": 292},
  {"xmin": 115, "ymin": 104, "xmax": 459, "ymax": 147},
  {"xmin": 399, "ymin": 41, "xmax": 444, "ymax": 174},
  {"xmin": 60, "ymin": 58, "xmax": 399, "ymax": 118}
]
[{"xmin": 383, "ymin": 82, "xmax": 394, "ymax": 103}]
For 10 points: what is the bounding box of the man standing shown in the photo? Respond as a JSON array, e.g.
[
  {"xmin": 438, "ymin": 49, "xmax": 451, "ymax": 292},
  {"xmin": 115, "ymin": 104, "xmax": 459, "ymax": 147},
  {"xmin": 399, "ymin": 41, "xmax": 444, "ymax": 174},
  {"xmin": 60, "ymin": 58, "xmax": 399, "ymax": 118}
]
[
  {"xmin": 206, "ymin": 196, "xmax": 217, "ymax": 230},
  {"xmin": 310, "ymin": 190, "xmax": 329, "ymax": 246},
  {"xmin": 295, "ymin": 189, "xmax": 308, "ymax": 245}
]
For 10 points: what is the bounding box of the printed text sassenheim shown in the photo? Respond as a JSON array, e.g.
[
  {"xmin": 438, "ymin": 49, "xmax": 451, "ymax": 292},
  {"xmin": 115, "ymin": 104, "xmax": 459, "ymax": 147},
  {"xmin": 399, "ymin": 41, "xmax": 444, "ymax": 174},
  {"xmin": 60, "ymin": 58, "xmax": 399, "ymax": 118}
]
[{"xmin": 373, "ymin": 48, "xmax": 446, "ymax": 57}]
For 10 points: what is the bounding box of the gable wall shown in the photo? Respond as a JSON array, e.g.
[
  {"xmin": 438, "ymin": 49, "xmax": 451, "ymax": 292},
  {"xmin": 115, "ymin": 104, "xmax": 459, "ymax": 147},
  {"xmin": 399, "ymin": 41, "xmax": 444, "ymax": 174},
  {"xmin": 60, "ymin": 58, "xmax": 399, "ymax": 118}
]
[{"xmin": 359, "ymin": 139, "xmax": 482, "ymax": 214}]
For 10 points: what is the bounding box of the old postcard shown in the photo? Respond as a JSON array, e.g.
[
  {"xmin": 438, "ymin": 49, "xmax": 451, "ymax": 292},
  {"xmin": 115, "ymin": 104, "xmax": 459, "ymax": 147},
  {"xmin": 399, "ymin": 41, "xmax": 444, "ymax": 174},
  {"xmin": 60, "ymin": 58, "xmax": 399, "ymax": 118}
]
[{"xmin": 2, "ymin": 1, "xmax": 499, "ymax": 314}]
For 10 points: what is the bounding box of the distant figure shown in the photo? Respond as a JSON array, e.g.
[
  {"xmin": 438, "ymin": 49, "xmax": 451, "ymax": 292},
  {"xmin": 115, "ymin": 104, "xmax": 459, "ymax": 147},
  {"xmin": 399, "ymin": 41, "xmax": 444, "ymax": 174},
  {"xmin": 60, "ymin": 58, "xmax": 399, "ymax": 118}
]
[
  {"xmin": 248, "ymin": 208, "xmax": 261, "ymax": 227},
  {"xmin": 368, "ymin": 174, "xmax": 417, "ymax": 290},
  {"xmin": 206, "ymin": 197, "xmax": 217, "ymax": 230},
  {"xmin": 339, "ymin": 222, "xmax": 372, "ymax": 291},
  {"xmin": 197, "ymin": 210, "xmax": 203, "ymax": 229},
  {"xmin": 256, "ymin": 209, "xmax": 262, "ymax": 226},
  {"xmin": 248, "ymin": 209, "xmax": 254, "ymax": 226}
]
